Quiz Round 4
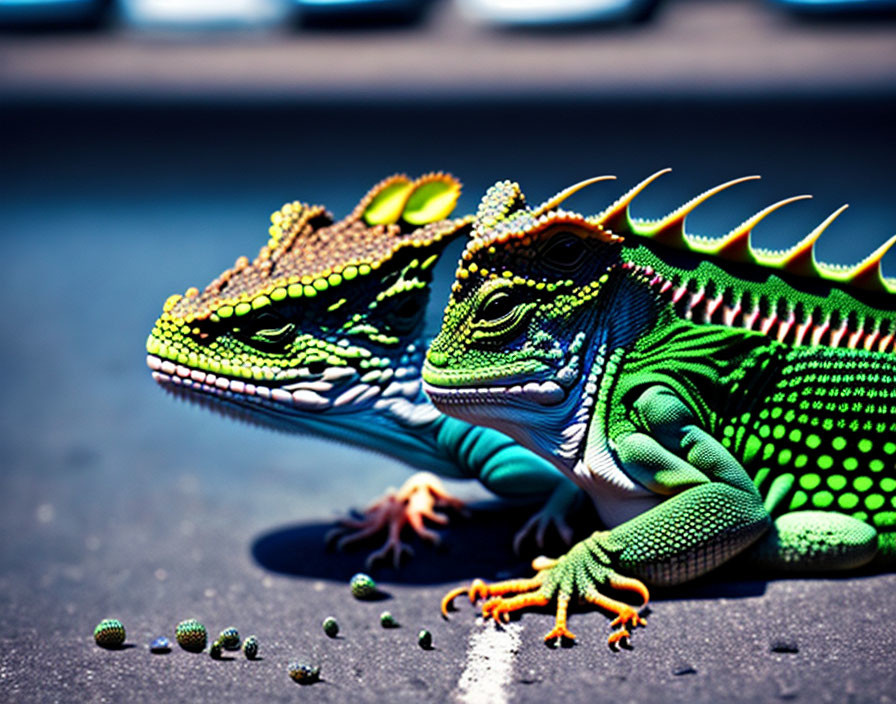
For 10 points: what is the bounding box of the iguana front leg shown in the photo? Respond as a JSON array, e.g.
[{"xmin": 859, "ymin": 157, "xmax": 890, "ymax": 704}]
[
  {"xmin": 436, "ymin": 417, "xmax": 582, "ymax": 551},
  {"xmin": 328, "ymin": 414, "xmax": 583, "ymax": 568},
  {"xmin": 443, "ymin": 385, "xmax": 770, "ymax": 646}
]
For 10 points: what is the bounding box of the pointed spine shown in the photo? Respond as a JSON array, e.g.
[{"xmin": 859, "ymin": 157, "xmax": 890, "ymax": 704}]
[
  {"xmin": 693, "ymin": 195, "xmax": 812, "ymax": 263},
  {"xmin": 758, "ymin": 204, "xmax": 849, "ymax": 277},
  {"xmin": 831, "ymin": 233, "xmax": 896, "ymax": 292},
  {"xmin": 533, "ymin": 175, "xmax": 617, "ymax": 217},
  {"xmin": 632, "ymin": 175, "xmax": 760, "ymax": 249},
  {"xmin": 592, "ymin": 168, "xmax": 671, "ymax": 235}
]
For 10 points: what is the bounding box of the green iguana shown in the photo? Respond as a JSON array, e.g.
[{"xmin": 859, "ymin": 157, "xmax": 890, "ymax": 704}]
[
  {"xmin": 423, "ymin": 171, "xmax": 896, "ymax": 646},
  {"xmin": 146, "ymin": 174, "xmax": 580, "ymax": 568}
]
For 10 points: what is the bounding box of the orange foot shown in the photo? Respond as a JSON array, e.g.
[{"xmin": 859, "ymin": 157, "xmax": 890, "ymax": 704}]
[
  {"xmin": 441, "ymin": 536, "xmax": 650, "ymax": 647},
  {"xmin": 326, "ymin": 472, "xmax": 466, "ymax": 569}
]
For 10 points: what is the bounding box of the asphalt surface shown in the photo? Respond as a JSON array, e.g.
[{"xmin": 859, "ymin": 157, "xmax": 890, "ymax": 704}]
[{"xmin": 2, "ymin": 97, "xmax": 896, "ymax": 702}]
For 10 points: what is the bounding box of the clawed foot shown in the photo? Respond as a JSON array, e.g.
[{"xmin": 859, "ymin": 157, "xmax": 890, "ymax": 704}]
[
  {"xmin": 441, "ymin": 534, "xmax": 649, "ymax": 647},
  {"xmin": 511, "ymin": 481, "xmax": 580, "ymax": 555},
  {"xmin": 512, "ymin": 506, "xmax": 575, "ymax": 555},
  {"xmin": 326, "ymin": 472, "xmax": 466, "ymax": 569}
]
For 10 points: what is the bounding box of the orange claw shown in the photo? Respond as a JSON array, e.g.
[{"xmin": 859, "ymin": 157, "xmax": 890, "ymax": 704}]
[
  {"xmin": 544, "ymin": 625, "xmax": 577, "ymax": 644},
  {"xmin": 543, "ymin": 594, "xmax": 576, "ymax": 645},
  {"xmin": 583, "ymin": 587, "xmax": 648, "ymax": 647},
  {"xmin": 607, "ymin": 628, "xmax": 631, "ymax": 647},
  {"xmin": 482, "ymin": 592, "xmax": 550, "ymax": 624},
  {"xmin": 441, "ymin": 578, "xmax": 493, "ymax": 617},
  {"xmin": 441, "ymin": 585, "xmax": 469, "ymax": 617},
  {"xmin": 468, "ymin": 578, "xmax": 491, "ymax": 603},
  {"xmin": 610, "ymin": 606, "xmax": 647, "ymax": 631}
]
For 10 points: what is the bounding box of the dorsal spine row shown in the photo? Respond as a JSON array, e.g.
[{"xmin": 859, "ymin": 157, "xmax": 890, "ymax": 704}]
[{"xmin": 588, "ymin": 170, "xmax": 896, "ymax": 295}]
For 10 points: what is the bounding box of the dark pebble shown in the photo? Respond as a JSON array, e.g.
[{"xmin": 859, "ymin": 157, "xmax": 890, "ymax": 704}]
[
  {"xmin": 672, "ymin": 664, "xmax": 697, "ymax": 676},
  {"xmin": 770, "ymin": 638, "xmax": 799, "ymax": 654}
]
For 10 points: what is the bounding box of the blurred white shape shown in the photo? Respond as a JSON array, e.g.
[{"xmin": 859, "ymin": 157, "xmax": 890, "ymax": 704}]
[
  {"xmin": 458, "ymin": 0, "xmax": 656, "ymax": 25},
  {"xmin": 119, "ymin": 0, "xmax": 290, "ymax": 28},
  {"xmin": 36, "ymin": 503, "xmax": 55, "ymax": 523}
]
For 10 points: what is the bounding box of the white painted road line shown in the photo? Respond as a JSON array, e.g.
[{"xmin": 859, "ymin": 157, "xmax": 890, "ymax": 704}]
[{"xmin": 454, "ymin": 619, "xmax": 522, "ymax": 704}]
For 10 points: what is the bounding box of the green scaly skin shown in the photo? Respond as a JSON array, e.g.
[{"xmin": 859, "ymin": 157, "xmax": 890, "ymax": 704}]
[
  {"xmin": 146, "ymin": 174, "xmax": 580, "ymax": 568},
  {"xmin": 424, "ymin": 171, "xmax": 896, "ymax": 646}
]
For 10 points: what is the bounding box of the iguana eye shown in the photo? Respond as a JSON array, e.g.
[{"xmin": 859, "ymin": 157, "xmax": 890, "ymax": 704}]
[
  {"xmin": 542, "ymin": 233, "xmax": 586, "ymax": 270},
  {"xmin": 383, "ymin": 294, "xmax": 424, "ymax": 336},
  {"xmin": 305, "ymin": 359, "xmax": 328, "ymax": 375},
  {"xmin": 235, "ymin": 311, "xmax": 297, "ymax": 349},
  {"xmin": 250, "ymin": 323, "xmax": 296, "ymax": 346},
  {"xmin": 394, "ymin": 297, "xmax": 422, "ymax": 320},
  {"xmin": 478, "ymin": 289, "xmax": 515, "ymax": 323}
]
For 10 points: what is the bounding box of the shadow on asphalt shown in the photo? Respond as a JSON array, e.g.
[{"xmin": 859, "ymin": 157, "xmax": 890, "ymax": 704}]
[
  {"xmin": 251, "ymin": 500, "xmax": 772, "ymax": 601},
  {"xmin": 252, "ymin": 501, "xmax": 549, "ymax": 586}
]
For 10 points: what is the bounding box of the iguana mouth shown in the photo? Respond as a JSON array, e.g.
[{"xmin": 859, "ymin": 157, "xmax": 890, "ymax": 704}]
[
  {"xmin": 422, "ymin": 331, "xmax": 587, "ymax": 409},
  {"xmin": 147, "ymin": 350, "xmax": 426, "ymax": 414},
  {"xmin": 422, "ymin": 378, "xmax": 566, "ymax": 407},
  {"xmin": 151, "ymin": 371, "xmax": 322, "ymax": 433},
  {"xmin": 148, "ymin": 354, "xmax": 334, "ymax": 410}
]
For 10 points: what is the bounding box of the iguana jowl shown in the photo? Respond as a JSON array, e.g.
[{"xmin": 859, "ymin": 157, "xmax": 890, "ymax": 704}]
[
  {"xmin": 145, "ymin": 174, "xmax": 579, "ymax": 567},
  {"xmin": 423, "ymin": 170, "xmax": 896, "ymax": 646}
]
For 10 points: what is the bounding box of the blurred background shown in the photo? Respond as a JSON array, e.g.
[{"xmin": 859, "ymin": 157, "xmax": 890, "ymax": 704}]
[{"xmin": 1, "ymin": 1, "xmax": 895, "ymax": 701}]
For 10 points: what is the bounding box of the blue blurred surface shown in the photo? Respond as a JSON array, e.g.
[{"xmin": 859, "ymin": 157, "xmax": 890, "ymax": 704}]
[
  {"xmin": 0, "ymin": 0, "xmax": 107, "ymax": 24},
  {"xmin": 771, "ymin": 0, "xmax": 896, "ymax": 11}
]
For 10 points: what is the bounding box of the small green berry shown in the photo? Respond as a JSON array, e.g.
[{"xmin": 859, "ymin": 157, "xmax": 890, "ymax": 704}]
[
  {"xmin": 209, "ymin": 640, "xmax": 223, "ymax": 659},
  {"xmin": 93, "ymin": 619, "xmax": 126, "ymax": 649},
  {"xmin": 417, "ymin": 629, "xmax": 432, "ymax": 649},
  {"xmin": 242, "ymin": 635, "xmax": 259, "ymax": 660},
  {"xmin": 218, "ymin": 627, "xmax": 240, "ymax": 651},
  {"xmin": 175, "ymin": 619, "xmax": 207, "ymax": 652},
  {"xmin": 349, "ymin": 573, "xmax": 377, "ymax": 599},
  {"xmin": 322, "ymin": 617, "xmax": 339, "ymax": 638},
  {"xmin": 288, "ymin": 661, "xmax": 320, "ymax": 684},
  {"xmin": 380, "ymin": 611, "xmax": 398, "ymax": 628}
]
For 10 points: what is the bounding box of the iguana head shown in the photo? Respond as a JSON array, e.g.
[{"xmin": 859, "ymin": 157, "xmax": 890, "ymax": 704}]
[
  {"xmin": 422, "ymin": 176, "xmax": 627, "ymax": 463},
  {"xmin": 147, "ymin": 173, "xmax": 470, "ymax": 430}
]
